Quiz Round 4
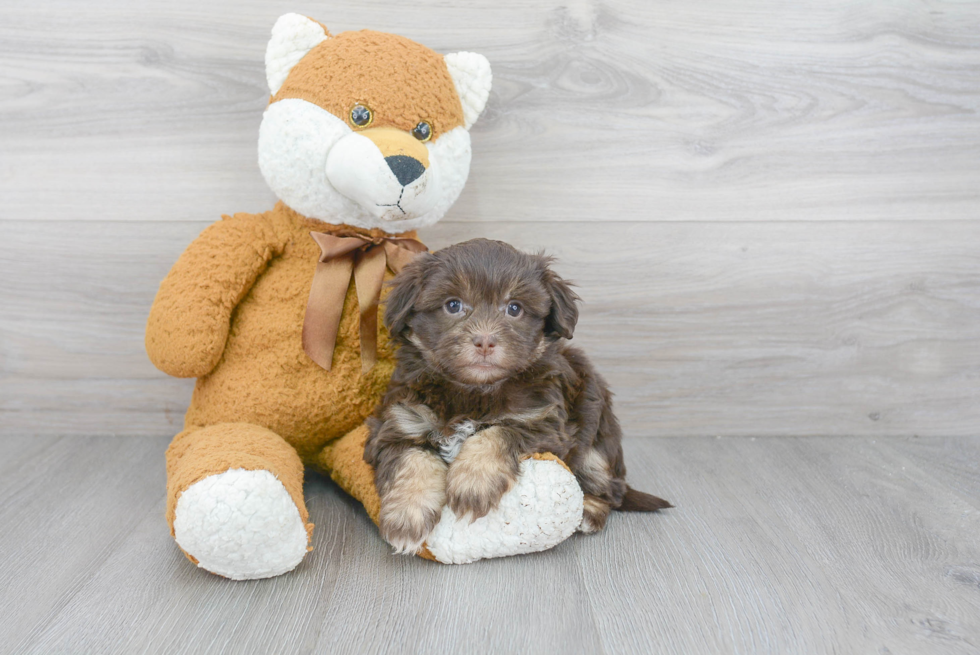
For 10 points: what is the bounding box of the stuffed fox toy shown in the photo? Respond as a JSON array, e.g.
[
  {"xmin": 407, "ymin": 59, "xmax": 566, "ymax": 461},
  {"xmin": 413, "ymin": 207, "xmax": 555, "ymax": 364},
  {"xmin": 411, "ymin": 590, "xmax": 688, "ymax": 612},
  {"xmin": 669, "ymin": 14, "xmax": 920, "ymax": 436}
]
[{"xmin": 146, "ymin": 14, "xmax": 585, "ymax": 580}]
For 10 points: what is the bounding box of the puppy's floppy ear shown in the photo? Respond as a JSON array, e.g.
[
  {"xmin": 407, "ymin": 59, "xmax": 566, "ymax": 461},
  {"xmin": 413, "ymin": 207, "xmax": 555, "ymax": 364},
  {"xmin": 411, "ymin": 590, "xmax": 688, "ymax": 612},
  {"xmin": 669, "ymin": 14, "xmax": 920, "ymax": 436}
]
[
  {"xmin": 542, "ymin": 266, "xmax": 580, "ymax": 340},
  {"xmin": 384, "ymin": 252, "xmax": 436, "ymax": 337}
]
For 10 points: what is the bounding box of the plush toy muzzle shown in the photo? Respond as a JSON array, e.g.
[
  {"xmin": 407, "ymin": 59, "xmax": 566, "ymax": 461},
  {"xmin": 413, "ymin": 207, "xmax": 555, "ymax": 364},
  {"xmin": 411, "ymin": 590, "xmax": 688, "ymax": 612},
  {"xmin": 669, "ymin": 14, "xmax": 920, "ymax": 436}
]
[{"xmin": 324, "ymin": 126, "xmax": 443, "ymax": 222}]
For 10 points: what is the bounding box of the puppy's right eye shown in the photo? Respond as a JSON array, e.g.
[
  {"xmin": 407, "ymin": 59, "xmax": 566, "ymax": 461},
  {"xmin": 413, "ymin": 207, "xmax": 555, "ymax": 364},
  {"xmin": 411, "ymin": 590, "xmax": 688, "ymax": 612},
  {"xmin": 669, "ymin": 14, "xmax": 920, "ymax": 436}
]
[{"xmin": 444, "ymin": 299, "xmax": 463, "ymax": 315}]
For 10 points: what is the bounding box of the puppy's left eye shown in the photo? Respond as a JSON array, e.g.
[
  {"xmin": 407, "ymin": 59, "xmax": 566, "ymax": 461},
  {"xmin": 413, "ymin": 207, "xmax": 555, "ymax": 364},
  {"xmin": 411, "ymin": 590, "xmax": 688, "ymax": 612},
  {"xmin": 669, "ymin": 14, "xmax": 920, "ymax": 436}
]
[
  {"xmin": 506, "ymin": 302, "xmax": 523, "ymax": 318},
  {"xmin": 445, "ymin": 299, "xmax": 463, "ymax": 314}
]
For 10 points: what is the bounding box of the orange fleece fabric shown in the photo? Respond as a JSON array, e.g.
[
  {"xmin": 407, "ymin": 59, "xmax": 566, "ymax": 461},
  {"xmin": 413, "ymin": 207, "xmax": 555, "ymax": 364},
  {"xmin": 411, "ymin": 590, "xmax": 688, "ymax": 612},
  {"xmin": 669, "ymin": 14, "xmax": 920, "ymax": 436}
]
[
  {"xmin": 147, "ymin": 201, "xmax": 407, "ymax": 555},
  {"xmin": 166, "ymin": 422, "xmax": 314, "ymax": 562},
  {"xmin": 147, "ymin": 202, "xmax": 402, "ymax": 462},
  {"xmin": 273, "ymin": 30, "xmax": 465, "ymax": 140}
]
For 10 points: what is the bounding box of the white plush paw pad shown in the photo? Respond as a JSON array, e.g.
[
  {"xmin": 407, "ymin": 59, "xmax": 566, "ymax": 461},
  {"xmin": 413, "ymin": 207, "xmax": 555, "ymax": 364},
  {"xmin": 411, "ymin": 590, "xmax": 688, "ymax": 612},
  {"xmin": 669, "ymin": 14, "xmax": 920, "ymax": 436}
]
[
  {"xmin": 425, "ymin": 458, "xmax": 584, "ymax": 564},
  {"xmin": 173, "ymin": 468, "xmax": 309, "ymax": 580}
]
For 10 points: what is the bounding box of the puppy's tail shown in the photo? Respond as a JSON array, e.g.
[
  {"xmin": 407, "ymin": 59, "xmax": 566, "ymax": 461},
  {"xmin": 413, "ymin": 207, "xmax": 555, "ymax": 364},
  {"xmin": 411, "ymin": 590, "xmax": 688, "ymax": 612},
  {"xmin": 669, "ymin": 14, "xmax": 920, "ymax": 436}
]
[{"xmin": 617, "ymin": 486, "xmax": 673, "ymax": 512}]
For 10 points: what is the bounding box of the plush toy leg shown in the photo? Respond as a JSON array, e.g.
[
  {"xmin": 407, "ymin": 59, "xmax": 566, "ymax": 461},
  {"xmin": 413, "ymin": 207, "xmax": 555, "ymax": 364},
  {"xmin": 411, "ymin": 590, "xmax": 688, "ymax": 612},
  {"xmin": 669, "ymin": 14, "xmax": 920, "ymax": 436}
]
[
  {"xmin": 315, "ymin": 424, "xmax": 584, "ymax": 564},
  {"xmin": 166, "ymin": 423, "xmax": 313, "ymax": 580}
]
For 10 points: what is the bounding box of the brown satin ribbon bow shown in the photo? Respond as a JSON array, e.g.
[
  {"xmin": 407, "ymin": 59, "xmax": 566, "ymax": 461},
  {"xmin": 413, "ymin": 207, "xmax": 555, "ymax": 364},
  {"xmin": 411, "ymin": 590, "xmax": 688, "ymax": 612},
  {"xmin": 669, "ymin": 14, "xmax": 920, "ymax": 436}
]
[{"xmin": 302, "ymin": 230, "xmax": 427, "ymax": 373}]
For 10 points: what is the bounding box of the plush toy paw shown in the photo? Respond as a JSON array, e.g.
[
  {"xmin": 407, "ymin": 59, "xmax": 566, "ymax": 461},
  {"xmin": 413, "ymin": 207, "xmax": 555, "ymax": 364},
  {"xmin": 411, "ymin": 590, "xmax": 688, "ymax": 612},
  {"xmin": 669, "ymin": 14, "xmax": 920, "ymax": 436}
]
[
  {"xmin": 423, "ymin": 456, "xmax": 584, "ymax": 564},
  {"xmin": 173, "ymin": 468, "xmax": 310, "ymax": 580}
]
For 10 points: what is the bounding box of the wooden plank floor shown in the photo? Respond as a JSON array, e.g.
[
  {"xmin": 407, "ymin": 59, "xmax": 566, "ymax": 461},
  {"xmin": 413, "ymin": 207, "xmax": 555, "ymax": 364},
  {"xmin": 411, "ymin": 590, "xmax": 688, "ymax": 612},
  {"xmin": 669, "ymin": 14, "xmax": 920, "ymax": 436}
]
[{"xmin": 2, "ymin": 435, "xmax": 978, "ymax": 655}]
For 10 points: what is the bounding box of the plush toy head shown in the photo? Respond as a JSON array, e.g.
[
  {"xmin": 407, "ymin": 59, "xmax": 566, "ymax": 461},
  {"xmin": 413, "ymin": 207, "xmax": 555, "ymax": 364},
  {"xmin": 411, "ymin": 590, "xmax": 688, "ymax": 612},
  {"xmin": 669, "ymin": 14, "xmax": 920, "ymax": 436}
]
[{"xmin": 258, "ymin": 14, "xmax": 492, "ymax": 233}]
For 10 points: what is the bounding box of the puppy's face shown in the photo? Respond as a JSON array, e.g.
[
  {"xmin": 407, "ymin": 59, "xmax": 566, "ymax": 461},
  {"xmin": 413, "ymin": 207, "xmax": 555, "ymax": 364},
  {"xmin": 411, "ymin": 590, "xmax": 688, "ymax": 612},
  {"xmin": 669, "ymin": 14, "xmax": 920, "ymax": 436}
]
[{"xmin": 385, "ymin": 239, "xmax": 579, "ymax": 385}]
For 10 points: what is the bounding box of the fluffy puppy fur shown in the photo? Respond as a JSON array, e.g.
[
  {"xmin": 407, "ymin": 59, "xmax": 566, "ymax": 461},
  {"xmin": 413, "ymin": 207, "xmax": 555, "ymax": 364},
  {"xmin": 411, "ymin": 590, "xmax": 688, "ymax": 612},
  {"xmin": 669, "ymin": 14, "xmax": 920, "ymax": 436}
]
[{"xmin": 364, "ymin": 239, "xmax": 671, "ymax": 554}]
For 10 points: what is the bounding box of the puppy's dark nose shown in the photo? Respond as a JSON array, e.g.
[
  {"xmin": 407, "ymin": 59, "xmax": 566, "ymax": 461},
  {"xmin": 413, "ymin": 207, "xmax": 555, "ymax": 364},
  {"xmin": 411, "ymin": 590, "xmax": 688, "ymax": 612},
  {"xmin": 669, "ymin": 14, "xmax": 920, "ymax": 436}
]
[
  {"xmin": 385, "ymin": 155, "xmax": 425, "ymax": 186},
  {"xmin": 472, "ymin": 333, "xmax": 497, "ymax": 357}
]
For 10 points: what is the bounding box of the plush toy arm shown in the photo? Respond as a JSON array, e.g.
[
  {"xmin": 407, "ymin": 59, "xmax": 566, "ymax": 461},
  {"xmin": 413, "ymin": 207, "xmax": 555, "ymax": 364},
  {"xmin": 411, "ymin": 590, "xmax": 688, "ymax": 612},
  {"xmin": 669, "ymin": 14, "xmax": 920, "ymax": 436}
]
[{"xmin": 146, "ymin": 212, "xmax": 284, "ymax": 378}]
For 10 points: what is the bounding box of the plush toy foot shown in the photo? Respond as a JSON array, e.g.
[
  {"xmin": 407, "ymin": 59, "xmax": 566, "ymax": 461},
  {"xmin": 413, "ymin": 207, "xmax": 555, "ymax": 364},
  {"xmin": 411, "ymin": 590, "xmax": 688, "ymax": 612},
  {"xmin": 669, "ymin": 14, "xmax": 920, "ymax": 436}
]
[
  {"xmin": 173, "ymin": 468, "xmax": 309, "ymax": 580},
  {"xmin": 423, "ymin": 454, "xmax": 583, "ymax": 564},
  {"xmin": 166, "ymin": 423, "xmax": 312, "ymax": 580}
]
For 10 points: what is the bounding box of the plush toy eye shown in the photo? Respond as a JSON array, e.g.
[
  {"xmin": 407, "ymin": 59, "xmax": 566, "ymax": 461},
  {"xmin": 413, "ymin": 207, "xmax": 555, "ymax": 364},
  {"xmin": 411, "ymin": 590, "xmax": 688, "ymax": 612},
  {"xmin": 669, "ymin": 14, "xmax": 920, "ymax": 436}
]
[
  {"xmin": 350, "ymin": 104, "xmax": 373, "ymax": 127},
  {"xmin": 412, "ymin": 121, "xmax": 432, "ymax": 142},
  {"xmin": 445, "ymin": 298, "xmax": 463, "ymax": 314},
  {"xmin": 506, "ymin": 302, "xmax": 523, "ymax": 318}
]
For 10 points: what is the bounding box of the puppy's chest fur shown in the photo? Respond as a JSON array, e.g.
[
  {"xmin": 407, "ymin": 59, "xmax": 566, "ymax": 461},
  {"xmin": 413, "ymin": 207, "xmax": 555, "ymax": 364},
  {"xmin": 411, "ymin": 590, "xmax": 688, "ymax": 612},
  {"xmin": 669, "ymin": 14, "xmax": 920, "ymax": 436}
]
[
  {"xmin": 436, "ymin": 420, "xmax": 478, "ymax": 463},
  {"xmin": 389, "ymin": 377, "xmax": 574, "ymax": 465}
]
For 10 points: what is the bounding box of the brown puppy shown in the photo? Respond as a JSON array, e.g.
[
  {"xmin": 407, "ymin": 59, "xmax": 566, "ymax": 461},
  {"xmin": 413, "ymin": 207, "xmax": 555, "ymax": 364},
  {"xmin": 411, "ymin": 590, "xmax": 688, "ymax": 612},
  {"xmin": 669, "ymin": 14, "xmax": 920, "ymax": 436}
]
[{"xmin": 364, "ymin": 238, "xmax": 671, "ymax": 554}]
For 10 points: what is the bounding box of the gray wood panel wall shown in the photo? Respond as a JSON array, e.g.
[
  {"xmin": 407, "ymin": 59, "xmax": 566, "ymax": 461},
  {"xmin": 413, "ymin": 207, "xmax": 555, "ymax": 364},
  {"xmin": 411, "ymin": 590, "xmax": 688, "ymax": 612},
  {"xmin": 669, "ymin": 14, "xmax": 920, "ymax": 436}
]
[{"xmin": 2, "ymin": 0, "xmax": 978, "ymax": 438}]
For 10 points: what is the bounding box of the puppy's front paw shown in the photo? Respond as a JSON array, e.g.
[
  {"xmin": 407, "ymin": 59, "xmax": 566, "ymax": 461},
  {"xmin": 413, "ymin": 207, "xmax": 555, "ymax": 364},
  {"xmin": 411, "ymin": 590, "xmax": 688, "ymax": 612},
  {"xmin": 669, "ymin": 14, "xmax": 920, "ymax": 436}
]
[
  {"xmin": 445, "ymin": 453, "xmax": 517, "ymax": 520},
  {"xmin": 379, "ymin": 501, "xmax": 442, "ymax": 555},
  {"xmin": 377, "ymin": 449, "xmax": 447, "ymax": 555}
]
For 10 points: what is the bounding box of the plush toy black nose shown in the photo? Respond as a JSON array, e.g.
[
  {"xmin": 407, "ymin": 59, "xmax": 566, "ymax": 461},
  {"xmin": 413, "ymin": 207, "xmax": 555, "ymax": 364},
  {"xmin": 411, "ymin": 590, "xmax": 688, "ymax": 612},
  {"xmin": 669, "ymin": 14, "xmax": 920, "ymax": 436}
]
[{"xmin": 384, "ymin": 155, "xmax": 425, "ymax": 186}]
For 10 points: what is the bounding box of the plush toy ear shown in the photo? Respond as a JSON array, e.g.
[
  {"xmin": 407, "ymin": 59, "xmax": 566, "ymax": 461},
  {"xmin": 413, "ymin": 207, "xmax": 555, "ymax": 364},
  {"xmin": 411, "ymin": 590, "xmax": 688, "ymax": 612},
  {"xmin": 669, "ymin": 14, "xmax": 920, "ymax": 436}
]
[
  {"xmin": 444, "ymin": 52, "xmax": 492, "ymax": 129},
  {"xmin": 542, "ymin": 267, "xmax": 580, "ymax": 341},
  {"xmin": 384, "ymin": 252, "xmax": 436, "ymax": 337},
  {"xmin": 265, "ymin": 14, "xmax": 329, "ymax": 95}
]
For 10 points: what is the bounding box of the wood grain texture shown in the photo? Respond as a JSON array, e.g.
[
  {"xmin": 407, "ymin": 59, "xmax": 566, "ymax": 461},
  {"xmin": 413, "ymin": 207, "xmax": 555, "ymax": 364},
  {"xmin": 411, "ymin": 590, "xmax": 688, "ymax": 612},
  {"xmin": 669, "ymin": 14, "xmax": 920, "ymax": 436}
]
[
  {"xmin": 0, "ymin": 436, "xmax": 167, "ymax": 651},
  {"xmin": 3, "ymin": 219, "xmax": 978, "ymax": 438},
  {"xmin": 1, "ymin": 1, "xmax": 979, "ymax": 436},
  {"xmin": 1, "ymin": 0, "xmax": 978, "ymax": 223},
  {"xmin": 1, "ymin": 435, "xmax": 978, "ymax": 654}
]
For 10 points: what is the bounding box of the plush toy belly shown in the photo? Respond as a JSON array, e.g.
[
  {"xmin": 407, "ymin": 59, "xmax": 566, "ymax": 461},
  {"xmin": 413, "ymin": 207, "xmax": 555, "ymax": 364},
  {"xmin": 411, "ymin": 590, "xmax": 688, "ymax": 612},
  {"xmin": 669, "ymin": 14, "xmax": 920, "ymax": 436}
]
[{"xmin": 182, "ymin": 209, "xmax": 394, "ymax": 459}]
